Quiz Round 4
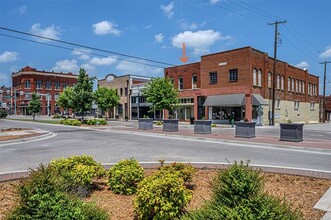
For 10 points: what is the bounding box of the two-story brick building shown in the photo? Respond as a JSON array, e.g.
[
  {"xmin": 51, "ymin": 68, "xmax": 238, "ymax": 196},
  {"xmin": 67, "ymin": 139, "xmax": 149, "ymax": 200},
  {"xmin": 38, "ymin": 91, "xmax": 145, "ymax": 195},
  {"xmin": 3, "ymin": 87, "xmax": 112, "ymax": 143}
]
[
  {"xmin": 165, "ymin": 46, "xmax": 319, "ymax": 124},
  {"xmin": 11, "ymin": 66, "xmax": 78, "ymax": 115}
]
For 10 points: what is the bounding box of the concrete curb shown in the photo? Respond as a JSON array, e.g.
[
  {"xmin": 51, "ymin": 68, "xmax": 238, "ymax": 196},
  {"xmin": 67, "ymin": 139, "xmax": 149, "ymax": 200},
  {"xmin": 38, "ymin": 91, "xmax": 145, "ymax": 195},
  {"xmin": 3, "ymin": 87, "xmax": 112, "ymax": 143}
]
[
  {"xmin": 0, "ymin": 131, "xmax": 54, "ymax": 145},
  {"xmin": 1, "ymin": 162, "xmax": 331, "ymax": 183}
]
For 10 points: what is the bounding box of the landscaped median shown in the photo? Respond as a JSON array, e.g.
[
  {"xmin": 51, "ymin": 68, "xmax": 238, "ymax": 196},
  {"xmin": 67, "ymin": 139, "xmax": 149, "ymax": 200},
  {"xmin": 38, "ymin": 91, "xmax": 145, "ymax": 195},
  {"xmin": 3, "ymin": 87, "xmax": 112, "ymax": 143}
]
[{"xmin": 0, "ymin": 156, "xmax": 330, "ymax": 220}]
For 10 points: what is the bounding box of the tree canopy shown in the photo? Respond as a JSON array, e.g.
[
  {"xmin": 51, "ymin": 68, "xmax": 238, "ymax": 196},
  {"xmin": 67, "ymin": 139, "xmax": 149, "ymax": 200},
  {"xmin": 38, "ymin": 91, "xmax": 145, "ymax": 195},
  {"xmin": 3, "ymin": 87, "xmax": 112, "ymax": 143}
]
[
  {"xmin": 142, "ymin": 77, "xmax": 179, "ymax": 115},
  {"xmin": 57, "ymin": 86, "xmax": 74, "ymax": 117},
  {"xmin": 28, "ymin": 93, "xmax": 41, "ymax": 120},
  {"xmin": 72, "ymin": 68, "xmax": 95, "ymax": 120},
  {"xmin": 94, "ymin": 87, "xmax": 120, "ymax": 114}
]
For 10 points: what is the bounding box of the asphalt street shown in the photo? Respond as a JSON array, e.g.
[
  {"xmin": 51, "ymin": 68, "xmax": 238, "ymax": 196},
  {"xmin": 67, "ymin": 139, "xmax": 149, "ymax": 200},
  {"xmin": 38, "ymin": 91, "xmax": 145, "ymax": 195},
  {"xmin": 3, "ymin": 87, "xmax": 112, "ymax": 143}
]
[{"xmin": 1, "ymin": 119, "xmax": 331, "ymax": 174}]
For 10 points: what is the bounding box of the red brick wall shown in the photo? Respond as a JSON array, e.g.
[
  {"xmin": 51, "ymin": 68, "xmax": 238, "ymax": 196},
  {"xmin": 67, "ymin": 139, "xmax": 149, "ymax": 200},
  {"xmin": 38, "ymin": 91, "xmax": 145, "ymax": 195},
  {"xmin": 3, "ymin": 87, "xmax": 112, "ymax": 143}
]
[{"xmin": 165, "ymin": 62, "xmax": 201, "ymax": 90}]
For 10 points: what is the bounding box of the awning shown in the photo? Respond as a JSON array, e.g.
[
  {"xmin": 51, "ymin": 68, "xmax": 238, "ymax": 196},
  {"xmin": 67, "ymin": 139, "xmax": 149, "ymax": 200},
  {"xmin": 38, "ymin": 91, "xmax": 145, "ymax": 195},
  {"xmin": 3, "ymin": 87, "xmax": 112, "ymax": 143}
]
[
  {"xmin": 203, "ymin": 94, "xmax": 245, "ymax": 107},
  {"xmin": 252, "ymin": 94, "xmax": 269, "ymax": 106}
]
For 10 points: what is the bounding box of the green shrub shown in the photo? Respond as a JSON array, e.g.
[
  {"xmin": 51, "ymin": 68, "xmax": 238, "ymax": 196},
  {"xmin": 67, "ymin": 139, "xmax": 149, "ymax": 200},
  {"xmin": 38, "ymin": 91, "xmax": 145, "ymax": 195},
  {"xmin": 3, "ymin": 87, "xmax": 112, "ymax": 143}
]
[
  {"xmin": 154, "ymin": 121, "xmax": 163, "ymax": 125},
  {"xmin": 108, "ymin": 158, "xmax": 144, "ymax": 195},
  {"xmin": 61, "ymin": 119, "xmax": 81, "ymax": 126},
  {"xmin": 134, "ymin": 171, "xmax": 192, "ymax": 220},
  {"xmin": 87, "ymin": 118, "xmax": 107, "ymax": 125},
  {"xmin": 0, "ymin": 109, "xmax": 8, "ymax": 118},
  {"xmin": 158, "ymin": 162, "xmax": 196, "ymax": 184},
  {"xmin": 50, "ymin": 155, "xmax": 105, "ymax": 196},
  {"xmin": 5, "ymin": 164, "xmax": 86, "ymax": 220},
  {"xmin": 81, "ymin": 202, "xmax": 110, "ymax": 220},
  {"xmin": 181, "ymin": 161, "xmax": 302, "ymax": 220},
  {"xmin": 52, "ymin": 115, "xmax": 61, "ymax": 119}
]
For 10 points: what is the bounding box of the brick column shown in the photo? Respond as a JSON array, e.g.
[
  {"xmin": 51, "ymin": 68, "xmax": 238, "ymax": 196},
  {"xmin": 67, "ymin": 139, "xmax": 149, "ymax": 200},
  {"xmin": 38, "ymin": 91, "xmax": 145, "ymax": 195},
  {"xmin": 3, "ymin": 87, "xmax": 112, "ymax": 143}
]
[{"xmin": 245, "ymin": 93, "xmax": 252, "ymax": 121}]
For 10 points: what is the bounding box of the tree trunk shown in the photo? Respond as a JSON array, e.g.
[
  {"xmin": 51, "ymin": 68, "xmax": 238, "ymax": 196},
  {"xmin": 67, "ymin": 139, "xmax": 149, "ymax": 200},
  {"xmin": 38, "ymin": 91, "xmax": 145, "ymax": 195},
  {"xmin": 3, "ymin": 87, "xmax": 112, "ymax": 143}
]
[{"xmin": 33, "ymin": 113, "xmax": 35, "ymax": 121}]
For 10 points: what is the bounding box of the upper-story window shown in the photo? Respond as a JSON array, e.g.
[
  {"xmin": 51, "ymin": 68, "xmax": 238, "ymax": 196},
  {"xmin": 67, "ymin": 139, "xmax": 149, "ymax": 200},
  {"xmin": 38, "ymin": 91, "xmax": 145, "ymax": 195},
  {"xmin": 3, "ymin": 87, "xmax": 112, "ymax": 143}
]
[
  {"xmin": 169, "ymin": 78, "xmax": 174, "ymax": 84},
  {"xmin": 291, "ymin": 78, "xmax": 295, "ymax": 92},
  {"xmin": 125, "ymin": 87, "xmax": 128, "ymax": 96},
  {"xmin": 178, "ymin": 76, "xmax": 183, "ymax": 90},
  {"xmin": 276, "ymin": 75, "xmax": 280, "ymax": 90},
  {"xmin": 192, "ymin": 74, "xmax": 197, "ymax": 89},
  {"xmin": 296, "ymin": 79, "xmax": 299, "ymax": 93},
  {"xmin": 268, "ymin": 72, "xmax": 272, "ymax": 88},
  {"xmin": 209, "ymin": 72, "xmax": 217, "ymax": 84},
  {"xmin": 253, "ymin": 69, "xmax": 257, "ymax": 86},
  {"xmin": 63, "ymin": 83, "xmax": 68, "ymax": 89},
  {"xmin": 54, "ymin": 82, "xmax": 60, "ymax": 90},
  {"xmin": 46, "ymin": 81, "xmax": 52, "ymax": 90},
  {"xmin": 257, "ymin": 70, "xmax": 262, "ymax": 87},
  {"xmin": 281, "ymin": 75, "xmax": 284, "ymax": 90},
  {"xmin": 302, "ymin": 81, "xmax": 305, "ymax": 94},
  {"xmin": 36, "ymin": 80, "xmax": 42, "ymax": 89},
  {"xmin": 25, "ymin": 80, "xmax": 31, "ymax": 89},
  {"xmin": 298, "ymin": 80, "xmax": 302, "ymax": 93},
  {"xmin": 229, "ymin": 69, "xmax": 238, "ymax": 82},
  {"xmin": 120, "ymin": 88, "xmax": 123, "ymax": 96},
  {"xmin": 288, "ymin": 77, "xmax": 291, "ymax": 92}
]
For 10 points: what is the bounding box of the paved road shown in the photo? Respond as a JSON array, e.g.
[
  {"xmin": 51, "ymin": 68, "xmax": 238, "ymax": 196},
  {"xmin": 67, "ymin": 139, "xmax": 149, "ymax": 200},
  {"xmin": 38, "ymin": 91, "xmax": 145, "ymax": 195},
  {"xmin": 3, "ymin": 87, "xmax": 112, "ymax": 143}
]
[{"xmin": 1, "ymin": 119, "xmax": 331, "ymax": 174}]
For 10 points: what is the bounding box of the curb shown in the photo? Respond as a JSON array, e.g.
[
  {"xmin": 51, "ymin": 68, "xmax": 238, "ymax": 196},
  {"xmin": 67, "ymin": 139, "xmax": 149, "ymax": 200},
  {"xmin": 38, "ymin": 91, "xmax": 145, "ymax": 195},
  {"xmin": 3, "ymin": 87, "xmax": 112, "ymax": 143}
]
[
  {"xmin": 0, "ymin": 131, "xmax": 54, "ymax": 145},
  {"xmin": 1, "ymin": 162, "xmax": 331, "ymax": 183}
]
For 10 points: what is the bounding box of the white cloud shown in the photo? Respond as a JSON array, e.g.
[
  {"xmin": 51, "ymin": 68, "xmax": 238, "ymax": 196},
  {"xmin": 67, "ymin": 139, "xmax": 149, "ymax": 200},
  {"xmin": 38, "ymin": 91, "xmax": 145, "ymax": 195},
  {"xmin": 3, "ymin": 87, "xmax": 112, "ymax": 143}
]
[
  {"xmin": 89, "ymin": 56, "xmax": 117, "ymax": 65},
  {"xmin": 0, "ymin": 72, "xmax": 11, "ymax": 86},
  {"xmin": 80, "ymin": 63, "xmax": 96, "ymax": 74},
  {"xmin": 18, "ymin": 5, "xmax": 27, "ymax": 14},
  {"xmin": 295, "ymin": 61, "xmax": 309, "ymax": 69},
  {"xmin": 0, "ymin": 51, "xmax": 18, "ymax": 63},
  {"xmin": 116, "ymin": 60, "xmax": 163, "ymax": 76},
  {"xmin": 171, "ymin": 29, "xmax": 232, "ymax": 56},
  {"xmin": 160, "ymin": 2, "xmax": 174, "ymax": 19},
  {"xmin": 179, "ymin": 21, "xmax": 198, "ymax": 30},
  {"xmin": 154, "ymin": 33, "xmax": 164, "ymax": 43},
  {"xmin": 210, "ymin": 0, "xmax": 221, "ymax": 3},
  {"xmin": 143, "ymin": 24, "xmax": 152, "ymax": 29},
  {"xmin": 71, "ymin": 48, "xmax": 92, "ymax": 60},
  {"xmin": 320, "ymin": 46, "xmax": 331, "ymax": 59},
  {"xmin": 52, "ymin": 59, "xmax": 79, "ymax": 73},
  {"xmin": 30, "ymin": 23, "xmax": 61, "ymax": 41},
  {"xmin": 92, "ymin": 20, "xmax": 121, "ymax": 36}
]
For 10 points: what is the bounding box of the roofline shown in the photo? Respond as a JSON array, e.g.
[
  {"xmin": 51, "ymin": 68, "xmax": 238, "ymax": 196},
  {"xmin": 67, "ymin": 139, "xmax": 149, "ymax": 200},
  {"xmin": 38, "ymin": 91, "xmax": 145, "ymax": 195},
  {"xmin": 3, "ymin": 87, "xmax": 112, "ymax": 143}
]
[
  {"xmin": 201, "ymin": 46, "xmax": 252, "ymax": 58},
  {"xmin": 11, "ymin": 71, "xmax": 78, "ymax": 79},
  {"xmin": 98, "ymin": 73, "xmax": 152, "ymax": 82},
  {"xmin": 165, "ymin": 62, "xmax": 201, "ymax": 70}
]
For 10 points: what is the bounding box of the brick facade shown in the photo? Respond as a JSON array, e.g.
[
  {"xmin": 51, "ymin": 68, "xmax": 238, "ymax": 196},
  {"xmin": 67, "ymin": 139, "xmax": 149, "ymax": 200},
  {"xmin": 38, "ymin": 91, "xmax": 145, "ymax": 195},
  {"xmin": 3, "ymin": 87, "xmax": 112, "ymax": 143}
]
[
  {"xmin": 165, "ymin": 47, "xmax": 319, "ymax": 124},
  {"xmin": 11, "ymin": 66, "xmax": 78, "ymax": 115}
]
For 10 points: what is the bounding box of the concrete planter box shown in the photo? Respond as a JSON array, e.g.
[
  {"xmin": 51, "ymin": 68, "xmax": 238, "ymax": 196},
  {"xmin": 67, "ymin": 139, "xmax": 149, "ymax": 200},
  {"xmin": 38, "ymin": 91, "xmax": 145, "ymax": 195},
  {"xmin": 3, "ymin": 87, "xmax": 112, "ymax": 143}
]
[
  {"xmin": 280, "ymin": 123, "xmax": 304, "ymax": 142},
  {"xmin": 138, "ymin": 118, "xmax": 153, "ymax": 130},
  {"xmin": 235, "ymin": 122, "xmax": 256, "ymax": 138},
  {"xmin": 194, "ymin": 120, "xmax": 212, "ymax": 134},
  {"xmin": 163, "ymin": 119, "xmax": 179, "ymax": 132}
]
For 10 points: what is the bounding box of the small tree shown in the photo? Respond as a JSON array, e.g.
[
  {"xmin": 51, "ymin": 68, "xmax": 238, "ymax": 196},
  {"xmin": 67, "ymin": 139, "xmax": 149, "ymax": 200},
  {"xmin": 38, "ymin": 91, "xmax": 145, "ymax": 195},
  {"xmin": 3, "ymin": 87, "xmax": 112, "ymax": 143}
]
[
  {"xmin": 94, "ymin": 87, "xmax": 119, "ymax": 118},
  {"xmin": 28, "ymin": 93, "xmax": 41, "ymax": 120},
  {"xmin": 57, "ymin": 86, "xmax": 74, "ymax": 118},
  {"xmin": 143, "ymin": 77, "xmax": 179, "ymax": 119},
  {"xmin": 72, "ymin": 68, "xmax": 95, "ymax": 121}
]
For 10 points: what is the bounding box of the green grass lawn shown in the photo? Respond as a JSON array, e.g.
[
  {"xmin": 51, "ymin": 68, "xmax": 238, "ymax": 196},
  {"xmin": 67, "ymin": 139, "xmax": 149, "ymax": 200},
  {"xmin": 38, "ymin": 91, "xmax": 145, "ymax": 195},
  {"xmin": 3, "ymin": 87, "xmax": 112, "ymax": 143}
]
[{"xmin": 6, "ymin": 118, "xmax": 60, "ymax": 124}]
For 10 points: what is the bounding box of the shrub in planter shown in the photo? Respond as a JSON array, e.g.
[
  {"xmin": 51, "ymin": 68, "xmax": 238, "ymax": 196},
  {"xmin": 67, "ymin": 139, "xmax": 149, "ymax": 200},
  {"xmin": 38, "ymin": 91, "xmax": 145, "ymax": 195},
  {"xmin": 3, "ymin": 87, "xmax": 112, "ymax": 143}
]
[
  {"xmin": 158, "ymin": 162, "xmax": 196, "ymax": 184},
  {"xmin": 50, "ymin": 155, "xmax": 105, "ymax": 196},
  {"xmin": 108, "ymin": 158, "xmax": 144, "ymax": 195},
  {"xmin": 0, "ymin": 109, "xmax": 8, "ymax": 118},
  {"xmin": 134, "ymin": 171, "xmax": 192, "ymax": 220},
  {"xmin": 62, "ymin": 119, "xmax": 81, "ymax": 126}
]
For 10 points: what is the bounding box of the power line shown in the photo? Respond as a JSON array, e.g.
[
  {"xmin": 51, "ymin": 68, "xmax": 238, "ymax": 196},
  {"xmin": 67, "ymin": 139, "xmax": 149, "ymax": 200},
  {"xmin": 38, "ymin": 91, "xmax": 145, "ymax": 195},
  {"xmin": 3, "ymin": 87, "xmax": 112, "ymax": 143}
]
[
  {"xmin": 0, "ymin": 26, "xmax": 174, "ymax": 67},
  {"xmin": 0, "ymin": 33, "xmax": 166, "ymax": 70}
]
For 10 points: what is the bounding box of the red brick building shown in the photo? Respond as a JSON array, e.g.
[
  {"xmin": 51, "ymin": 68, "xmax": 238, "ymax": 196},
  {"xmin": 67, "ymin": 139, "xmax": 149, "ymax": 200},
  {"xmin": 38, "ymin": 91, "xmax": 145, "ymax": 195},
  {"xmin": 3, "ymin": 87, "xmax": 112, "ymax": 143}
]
[
  {"xmin": 165, "ymin": 47, "xmax": 319, "ymax": 124},
  {"xmin": 11, "ymin": 66, "xmax": 78, "ymax": 115}
]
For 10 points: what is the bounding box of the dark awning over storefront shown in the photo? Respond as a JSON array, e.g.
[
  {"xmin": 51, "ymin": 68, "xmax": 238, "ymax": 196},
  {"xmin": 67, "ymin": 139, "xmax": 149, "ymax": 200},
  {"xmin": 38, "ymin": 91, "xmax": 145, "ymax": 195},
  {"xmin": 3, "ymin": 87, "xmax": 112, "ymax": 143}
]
[
  {"xmin": 203, "ymin": 94, "xmax": 246, "ymax": 107},
  {"xmin": 252, "ymin": 94, "xmax": 269, "ymax": 106}
]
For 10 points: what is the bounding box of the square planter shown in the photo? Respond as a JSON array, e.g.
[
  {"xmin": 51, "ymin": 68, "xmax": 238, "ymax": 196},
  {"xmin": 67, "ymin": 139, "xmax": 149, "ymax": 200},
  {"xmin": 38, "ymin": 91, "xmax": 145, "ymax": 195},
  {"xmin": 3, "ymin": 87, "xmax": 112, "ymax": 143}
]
[
  {"xmin": 194, "ymin": 120, "xmax": 212, "ymax": 134},
  {"xmin": 235, "ymin": 122, "xmax": 256, "ymax": 138},
  {"xmin": 280, "ymin": 123, "xmax": 304, "ymax": 142},
  {"xmin": 163, "ymin": 119, "xmax": 179, "ymax": 132},
  {"xmin": 138, "ymin": 118, "xmax": 153, "ymax": 130}
]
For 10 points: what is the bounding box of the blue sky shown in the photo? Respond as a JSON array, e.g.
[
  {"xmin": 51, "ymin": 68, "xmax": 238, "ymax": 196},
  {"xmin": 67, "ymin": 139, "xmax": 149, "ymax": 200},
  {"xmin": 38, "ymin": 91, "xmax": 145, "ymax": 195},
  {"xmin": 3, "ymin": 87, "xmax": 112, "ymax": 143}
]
[{"xmin": 0, "ymin": 0, "xmax": 330, "ymax": 94}]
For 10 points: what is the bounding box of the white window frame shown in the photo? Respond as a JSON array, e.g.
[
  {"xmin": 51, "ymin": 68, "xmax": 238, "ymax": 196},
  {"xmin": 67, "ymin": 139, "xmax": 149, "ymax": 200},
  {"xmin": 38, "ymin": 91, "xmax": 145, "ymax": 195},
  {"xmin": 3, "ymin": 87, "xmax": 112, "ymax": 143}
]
[
  {"xmin": 268, "ymin": 72, "xmax": 272, "ymax": 88},
  {"xmin": 257, "ymin": 70, "xmax": 262, "ymax": 87},
  {"xmin": 294, "ymin": 101, "xmax": 300, "ymax": 110},
  {"xmin": 253, "ymin": 69, "xmax": 257, "ymax": 86}
]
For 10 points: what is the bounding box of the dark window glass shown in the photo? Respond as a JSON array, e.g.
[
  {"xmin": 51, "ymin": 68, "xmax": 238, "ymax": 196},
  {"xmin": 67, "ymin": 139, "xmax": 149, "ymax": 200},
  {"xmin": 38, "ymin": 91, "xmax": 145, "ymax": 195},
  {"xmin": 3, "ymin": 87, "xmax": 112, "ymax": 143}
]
[
  {"xmin": 209, "ymin": 72, "xmax": 217, "ymax": 84},
  {"xmin": 229, "ymin": 69, "xmax": 238, "ymax": 82}
]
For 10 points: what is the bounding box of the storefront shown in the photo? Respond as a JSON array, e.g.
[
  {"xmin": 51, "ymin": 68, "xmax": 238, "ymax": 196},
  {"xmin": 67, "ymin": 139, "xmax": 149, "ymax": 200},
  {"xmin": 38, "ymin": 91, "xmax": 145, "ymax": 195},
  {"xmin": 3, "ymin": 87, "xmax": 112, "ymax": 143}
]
[{"xmin": 177, "ymin": 97, "xmax": 194, "ymax": 121}]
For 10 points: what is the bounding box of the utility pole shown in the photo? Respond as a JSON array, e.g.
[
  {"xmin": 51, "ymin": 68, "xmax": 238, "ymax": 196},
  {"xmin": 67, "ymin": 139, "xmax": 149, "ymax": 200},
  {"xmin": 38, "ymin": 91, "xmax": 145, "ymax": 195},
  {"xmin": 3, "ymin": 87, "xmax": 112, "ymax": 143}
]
[
  {"xmin": 319, "ymin": 61, "xmax": 331, "ymax": 123},
  {"xmin": 268, "ymin": 20, "xmax": 287, "ymax": 126}
]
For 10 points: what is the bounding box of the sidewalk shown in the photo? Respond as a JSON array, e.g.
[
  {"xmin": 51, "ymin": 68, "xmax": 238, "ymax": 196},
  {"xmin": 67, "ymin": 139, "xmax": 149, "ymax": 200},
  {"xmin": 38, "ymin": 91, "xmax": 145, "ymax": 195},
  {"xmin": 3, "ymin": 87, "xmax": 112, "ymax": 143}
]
[{"xmin": 98, "ymin": 122, "xmax": 331, "ymax": 150}]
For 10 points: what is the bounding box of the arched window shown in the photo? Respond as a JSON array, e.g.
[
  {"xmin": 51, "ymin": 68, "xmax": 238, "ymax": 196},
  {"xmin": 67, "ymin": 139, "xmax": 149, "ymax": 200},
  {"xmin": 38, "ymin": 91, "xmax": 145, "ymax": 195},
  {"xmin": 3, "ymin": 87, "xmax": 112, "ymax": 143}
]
[
  {"xmin": 253, "ymin": 69, "xmax": 257, "ymax": 86},
  {"xmin": 268, "ymin": 72, "xmax": 272, "ymax": 88},
  {"xmin": 298, "ymin": 80, "xmax": 302, "ymax": 93},
  {"xmin": 276, "ymin": 74, "xmax": 280, "ymax": 90},
  {"xmin": 288, "ymin": 77, "xmax": 291, "ymax": 91},
  {"xmin": 291, "ymin": 78, "xmax": 295, "ymax": 92},
  {"xmin": 25, "ymin": 80, "xmax": 31, "ymax": 89},
  {"xmin": 257, "ymin": 70, "xmax": 262, "ymax": 87},
  {"xmin": 296, "ymin": 79, "xmax": 299, "ymax": 92},
  {"xmin": 281, "ymin": 75, "xmax": 284, "ymax": 90},
  {"xmin": 302, "ymin": 81, "xmax": 305, "ymax": 94}
]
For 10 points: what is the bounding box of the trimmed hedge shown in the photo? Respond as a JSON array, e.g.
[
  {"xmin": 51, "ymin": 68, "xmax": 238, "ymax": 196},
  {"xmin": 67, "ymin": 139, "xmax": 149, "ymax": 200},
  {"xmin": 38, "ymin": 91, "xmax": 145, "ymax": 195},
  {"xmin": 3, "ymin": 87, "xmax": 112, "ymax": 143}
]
[
  {"xmin": 87, "ymin": 118, "xmax": 107, "ymax": 125},
  {"xmin": 158, "ymin": 162, "xmax": 196, "ymax": 184},
  {"xmin": 0, "ymin": 109, "xmax": 8, "ymax": 119},
  {"xmin": 59, "ymin": 119, "xmax": 81, "ymax": 126}
]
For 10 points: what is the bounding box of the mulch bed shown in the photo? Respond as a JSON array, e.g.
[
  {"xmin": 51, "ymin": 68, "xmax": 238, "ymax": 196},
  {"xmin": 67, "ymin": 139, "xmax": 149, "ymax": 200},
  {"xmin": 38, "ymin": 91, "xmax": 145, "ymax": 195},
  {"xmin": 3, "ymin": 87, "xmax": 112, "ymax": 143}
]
[{"xmin": 1, "ymin": 170, "xmax": 330, "ymax": 220}]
